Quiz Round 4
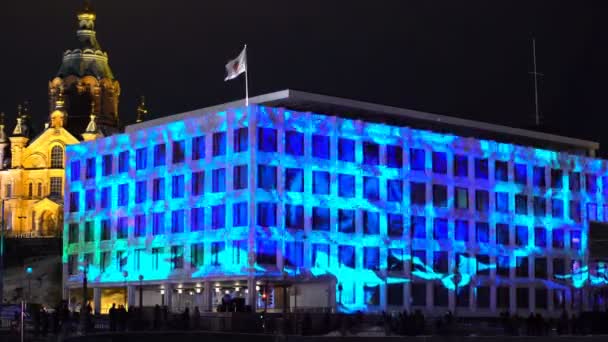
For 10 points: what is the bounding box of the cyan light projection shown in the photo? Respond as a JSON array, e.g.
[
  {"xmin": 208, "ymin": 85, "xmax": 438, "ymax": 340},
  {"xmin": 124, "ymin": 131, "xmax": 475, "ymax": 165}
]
[{"xmin": 65, "ymin": 104, "xmax": 608, "ymax": 312}]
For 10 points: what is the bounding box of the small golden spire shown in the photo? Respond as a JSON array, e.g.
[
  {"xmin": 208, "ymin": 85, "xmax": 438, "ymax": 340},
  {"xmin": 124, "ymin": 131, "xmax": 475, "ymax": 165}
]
[
  {"xmin": 136, "ymin": 96, "xmax": 148, "ymax": 123},
  {"xmin": 55, "ymin": 87, "xmax": 65, "ymax": 109}
]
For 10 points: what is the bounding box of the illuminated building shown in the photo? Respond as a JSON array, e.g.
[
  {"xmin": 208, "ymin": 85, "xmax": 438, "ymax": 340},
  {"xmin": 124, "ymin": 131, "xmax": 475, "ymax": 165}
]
[
  {"xmin": 64, "ymin": 89, "xmax": 606, "ymax": 315},
  {"xmin": 0, "ymin": 2, "xmax": 116, "ymax": 240}
]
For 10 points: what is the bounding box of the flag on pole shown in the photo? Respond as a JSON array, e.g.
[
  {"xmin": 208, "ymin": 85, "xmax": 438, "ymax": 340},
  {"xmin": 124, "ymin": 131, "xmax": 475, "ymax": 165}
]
[{"xmin": 224, "ymin": 46, "xmax": 247, "ymax": 81}]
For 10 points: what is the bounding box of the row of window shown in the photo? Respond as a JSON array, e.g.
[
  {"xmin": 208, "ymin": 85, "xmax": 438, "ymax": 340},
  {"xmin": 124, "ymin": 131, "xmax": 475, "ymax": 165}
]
[{"xmin": 2, "ymin": 178, "xmax": 62, "ymax": 198}]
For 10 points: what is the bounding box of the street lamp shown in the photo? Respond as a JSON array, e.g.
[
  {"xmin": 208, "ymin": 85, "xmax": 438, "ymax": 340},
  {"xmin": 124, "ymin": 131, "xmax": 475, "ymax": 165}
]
[{"xmin": 25, "ymin": 267, "xmax": 33, "ymax": 302}]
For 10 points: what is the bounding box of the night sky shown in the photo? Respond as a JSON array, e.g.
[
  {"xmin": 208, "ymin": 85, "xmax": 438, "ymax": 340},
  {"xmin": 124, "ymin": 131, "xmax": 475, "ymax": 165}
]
[{"xmin": 0, "ymin": 1, "xmax": 605, "ymax": 154}]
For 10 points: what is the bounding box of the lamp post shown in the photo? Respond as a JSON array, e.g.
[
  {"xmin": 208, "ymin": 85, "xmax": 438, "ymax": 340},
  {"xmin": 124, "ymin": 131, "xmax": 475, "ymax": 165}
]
[
  {"xmin": 25, "ymin": 267, "xmax": 32, "ymax": 302},
  {"xmin": 139, "ymin": 275, "xmax": 144, "ymax": 309},
  {"xmin": 79, "ymin": 261, "xmax": 89, "ymax": 335}
]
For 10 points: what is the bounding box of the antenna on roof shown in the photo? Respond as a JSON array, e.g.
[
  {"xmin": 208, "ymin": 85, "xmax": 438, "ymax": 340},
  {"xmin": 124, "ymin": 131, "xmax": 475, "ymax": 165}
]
[{"xmin": 529, "ymin": 38, "xmax": 544, "ymax": 126}]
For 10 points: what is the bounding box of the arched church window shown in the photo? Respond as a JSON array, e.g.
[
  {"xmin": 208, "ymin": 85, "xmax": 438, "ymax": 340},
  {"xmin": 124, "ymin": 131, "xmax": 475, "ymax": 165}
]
[
  {"xmin": 28, "ymin": 183, "xmax": 32, "ymax": 197},
  {"xmin": 51, "ymin": 146, "xmax": 64, "ymax": 168},
  {"xmin": 38, "ymin": 183, "xmax": 42, "ymax": 197}
]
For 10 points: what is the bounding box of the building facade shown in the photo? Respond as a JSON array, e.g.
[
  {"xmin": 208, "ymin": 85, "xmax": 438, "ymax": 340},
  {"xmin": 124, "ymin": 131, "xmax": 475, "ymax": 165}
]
[{"xmin": 64, "ymin": 90, "xmax": 607, "ymax": 316}]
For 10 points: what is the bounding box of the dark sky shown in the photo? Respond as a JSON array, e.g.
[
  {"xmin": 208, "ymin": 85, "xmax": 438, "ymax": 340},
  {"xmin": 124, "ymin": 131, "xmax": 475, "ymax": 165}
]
[{"xmin": 0, "ymin": 1, "xmax": 606, "ymax": 154}]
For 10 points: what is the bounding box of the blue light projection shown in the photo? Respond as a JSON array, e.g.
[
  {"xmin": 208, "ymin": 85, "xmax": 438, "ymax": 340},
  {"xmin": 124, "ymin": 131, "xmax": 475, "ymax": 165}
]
[{"xmin": 64, "ymin": 104, "xmax": 608, "ymax": 313}]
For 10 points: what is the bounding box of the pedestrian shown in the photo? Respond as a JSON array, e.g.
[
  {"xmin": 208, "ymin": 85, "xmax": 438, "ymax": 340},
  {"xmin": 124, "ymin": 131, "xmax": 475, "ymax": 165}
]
[
  {"xmin": 109, "ymin": 303, "xmax": 117, "ymax": 331},
  {"xmin": 153, "ymin": 304, "xmax": 161, "ymax": 330},
  {"xmin": 182, "ymin": 307, "xmax": 190, "ymax": 330},
  {"xmin": 192, "ymin": 306, "xmax": 200, "ymax": 330}
]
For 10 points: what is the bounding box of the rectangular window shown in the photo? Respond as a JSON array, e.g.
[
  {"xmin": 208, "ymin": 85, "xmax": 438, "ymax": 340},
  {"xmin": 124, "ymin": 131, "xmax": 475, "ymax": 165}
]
[
  {"xmin": 454, "ymin": 154, "xmax": 468, "ymax": 177},
  {"xmin": 535, "ymin": 288, "xmax": 548, "ymax": 309},
  {"xmin": 433, "ymin": 251, "xmax": 448, "ymax": 274},
  {"xmin": 433, "ymin": 284, "xmax": 448, "ymax": 307},
  {"xmin": 432, "ymin": 184, "xmax": 447, "ymax": 207},
  {"xmin": 118, "ymin": 183, "xmax": 128, "ymax": 207},
  {"xmin": 551, "ymin": 169, "xmax": 563, "ymax": 189},
  {"xmin": 552, "ymin": 198, "xmax": 564, "ymax": 218},
  {"xmin": 364, "ymin": 247, "xmax": 380, "ymax": 270},
  {"xmin": 85, "ymin": 157, "xmax": 96, "ymax": 179},
  {"xmin": 69, "ymin": 192, "xmax": 79, "ymax": 212},
  {"xmin": 171, "ymin": 175, "xmax": 185, "ymax": 198},
  {"xmin": 117, "ymin": 250, "xmax": 128, "ymax": 272},
  {"xmin": 497, "ymin": 287, "xmax": 510, "ymax": 309},
  {"xmin": 387, "ymin": 284, "xmax": 405, "ymax": 306},
  {"xmin": 338, "ymin": 209, "xmax": 355, "ymax": 233},
  {"xmin": 151, "ymin": 248, "xmax": 160, "ymax": 270},
  {"xmin": 515, "ymin": 225, "xmax": 528, "ymax": 247},
  {"xmin": 285, "ymin": 168, "xmax": 303, "ymax": 192},
  {"xmin": 257, "ymin": 202, "xmax": 276, "ymax": 227},
  {"xmin": 339, "ymin": 245, "xmax": 355, "ymax": 268},
  {"xmin": 285, "ymin": 204, "xmax": 304, "ymax": 230},
  {"xmin": 258, "ymin": 165, "xmax": 277, "ymax": 190},
  {"xmin": 552, "ymin": 229, "xmax": 564, "ymax": 249},
  {"xmin": 476, "ymin": 254, "xmax": 490, "ymax": 276},
  {"xmin": 232, "ymin": 165, "xmax": 247, "ymax": 190},
  {"xmin": 432, "ymin": 152, "xmax": 447, "ymax": 174},
  {"xmin": 475, "ymin": 158, "xmax": 488, "ymax": 179},
  {"xmin": 410, "ymin": 182, "xmax": 426, "ymax": 205},
  {"xmin": 191, "ymin": 243, "xmax": 204, "ymax": 267},
  {"xmin": 338, "ymin": 174, "xmax": 355, "ymax": 198},
  {"xmin": 135, "ymin": 180, "xmax": 146, "ymax": 204},
  {"xmin": 68, "ymin": 254, "xmax": 77, "ymax": 275},
  {"xmin": 363, "ymin": 211, "xmax": 379, "ymax": 235},
  {"xmin": 312, "ymin": 207, "xmax": 330, "ymax": 231},
  {"xmin": 100, "ymin": 252, "xmax": 110, "ymax": 272},
  {"xmin": 455, "ymin": 220, "xmax": 469, "ymax": 242},
  {"xmin": 85, "ymin": 189, "xmax": 95, "ymax": 210},
  {"xmin": 101, "ymin": 219, "xmax": 111, "ymax": 240},
  {"xmin": 387, "ymin": 179, "xmax": 403, "ymax": 202},
  {"xmin": 284, "ymin": 241, "xmax": 304, "ymax": 267},
  {"xmin": 152, "ymin": 212, "xmax": 164, "ymax": 235},
  {"xmin": 118, "ymin": 151, "xmax": 129, "ymax": 173},
  {"xmin": 588, "ymin": 203, "xmax": 598, "ymax": 221},
  {"xmin": 234, "ymin": 127, "xmax": 248, "ymax": 153},
  {"xmin": 363, "ymin": 176, "xmax": 379, "ymax": 200},
  {"xmin": 411, "ymin": 216, "xmax": 426, "ymax": 239},
  {"xmin": 570, "ymin": 172, "xmax": 581, "ymax": 191},
  {"xmin": 496, "ymin": 192, "xmax": 509, "ymax": 213},
  {"xmin": 102, "ymin": 155, "xmax": 112, "ymax": 176},
  {"xmin": 285, "ymin": 130, "xmax": 304, "ymax": 156},
  {"xmin": 213, "ymin": 132, "xmax": 226, "ymax": 156},
  {"xmin": 171, "ymin": 209, "xmax": 185, "ymax": 233},
  {"xmin": 152, "ymin": 178, "xmax": 165, "ymax": 201},
  {"xmin": 516, "ymin": 288, "xmax": 529, "ymax": 309},
  {"xmin": 258, "ymin": 127, "xmax": 277, "ymax": 152},
  {"xmin": 553, "ymin": 258, "xmax": 566, "ymax": 279},
  {"xmin": 387, "ymin": 248, "xmax": 404, "ymax": 272},
  {"xmin": 533, "ymin": 166, "xmax": 545, "ymax": 187},
  {"xmin": 212, "ymin": 205, "xmax": 225, "ymax": 229},
  {"xmin": 535, "ymin": 257, "xmax": 548, "ymax": 279},
  {"xmin": 495, "ymin": 160, "xmax": 508, "ymax": 182},
  {"xmin": 433, "ymin": 218, "xmax": 448, "ymax": 240},
  {"xmin": 136, "ymin": 148, "xmax": 147, "ymax": 170},
  {"xmin": 50, "ymin": 177, "xmax": 62, "ymax": 197},
  {"xmin": 570, "ymin": 200, "xmax": 581, "ymax": 222},
  {"xmin": 84, "ymin": 221, "xmax": 93, "ymax": 242},
  {"xmin": 411, "ymin": 283, "xmax": 426, "ymax": 306},
  {"xmin": 516, "ymin": 256, "xmax": 529, "ymax": 278},
  {"xmin": 68, "ymin": 223, "xmax": 79, "ymax": 244},
  {"xmin": 387, "ymin": 213, "xmax": 403, "ymax": 237},
  {"xmin": 386, "ymin": 145, "xmax": 402, "ymax": 168},
  {"xmin": 134, "ymin": 214, "xmax": 146, "ymax": 237},
  {"xmin": 172, "ymin": 140, "xmax": 185, "ymax": 164},
  {"xmin": 153, "ymin": 143, "xmax": 166, "ymax": 167},
  {"xmin": 233, "ymin": 202, "xmax": 248, "ymax": 227},
  {"xmin": 515, "ymin": 194, "xmax": 528, "ymax": 215},
  {"xmin": 191, "ymin": 207, "xmax": 204, "ymax": 232},
  {"xmin": 256, "ymin": 239, "xmax": 277, "ymax": 265},
  {"xmin": 362, "ymin": 142, "xmax": 379, "ymax": 165},
  {"xmin": 70, "ymin": 160, "xmax": 80, "ymax": 181},
  {"xmin": 101, "ymin": 187, "xmax": 110, "ymax": 208},
  {"xmin": 117, "ymin": 216, "xmax": 128, "ymax": 239},
  {"xmin": 192, "ymin": 135, "xmax": 205, "ymax": 160},
  {"xmin": 586, "ymin": 174, "xmax": 598, "ymax": 193},
  {"xmin": 171, "ymin": 246, "xmax": 184, "ymax": 269},
  {"xmin": 571, "ymin": 230, "xmax": 582, "ymax": 249},
  {"xmin": 313, "ymin": 171, "xmax": 330, "ymax": 195},
  {"xmin": 212, "ymin": 168, "xmax": 226, "ymax": 192},
  {"xmin": 312, "ymin": 243, "xmax": 330, "ymax": 268},
  {"xmin": 533, "ymin": 197, "xmax": 546, "ymax": 217},
  {"xmin": 476, "ymin": 222, "xmax": 489, "ymax": 243},
  {"xmin": 192, "ymin": 171, "xmax": 205, "ymax": 196},
  {"xmin": 455, "ymin": 187, "xmax": 468, "ymax": 209},
  {"xmin": 338, "ymin": 138, "xmax": 355, "ymax": 162},
  {"xmin": 534, "ymin": 227, "xmax": 547, "ymax": 247},
  {"xmin": 412, "ymin": 250, "xmax": 426, "ymax": 273},
  {"xmin": 410, "ymin": 148, "xmax": 425, "ymax": 171},
  {"xmin": 496, "ymin": 223, "xmax": 509, "ymax": 245},
  {"xmin": 133, "ymin": 249, "xmax": 142, "ymax": 271},
  {"xmin": 514, "ymin": 163, "xmax": 527, "ymax": 185},
  {"xmin": 312, "ymin": 134, "xmax": 330, "ymax": 159},
  {"xmin": 475, "ymin": 190, "xmax": 489, "ymax": 212}
]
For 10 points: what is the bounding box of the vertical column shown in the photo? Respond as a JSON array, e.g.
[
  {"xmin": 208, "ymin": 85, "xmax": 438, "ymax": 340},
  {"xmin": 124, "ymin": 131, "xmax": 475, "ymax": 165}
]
[
  {"xmin": 248, "ymin": 277, "xmax": 257, "ymax": 312},
  {"xmin": 204, "ymin": 281, "xmax": 213, "ymax": 312},
  {"xmin": 328, "ymin": 278, "xmax": 337, "ymax": 312},
  {"xmin": 164, "ymin": 283, "xmax": 173, "ymax": 312},
  {"xmin": 93, "ymin": 288, "xmax": 102, "ymax": 315},
  {"xmin": 127, "ymin": 285, "xmax": 136, "ymax": 308}
]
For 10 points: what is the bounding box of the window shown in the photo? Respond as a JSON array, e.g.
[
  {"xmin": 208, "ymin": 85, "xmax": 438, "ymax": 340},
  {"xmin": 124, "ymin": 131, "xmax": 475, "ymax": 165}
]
[
  {"xmin": 387, "ymin": 179, "xmax": 403, "ymax": 202},
  {"xmin": 152, "ymin": 212, "xmax": 164, "ymax": 235},
  {"xmin": 387, "ymin": 213, "xmax": 403, "ymax": 237},
  {"xmin": 135, "ymin": 181, "xmax": 146, "ymax": 203},
  {"xmin": 233, "ymin": 202, "xmax": 248, "ymax": 227},
  {"xmin": 338, "ymin": 209, "xmax": 355, "ymax": 233},
  {"xmin": 192, "ymin": 135, "xmax": 205, "ymax": 160},
  {"xmin": 571, "ymin": 230, "xmax": 581, "ymax": 249},
  {"xmin": 432, "ymin": 152, "xmax": 447, "ymax": 174},
  {"xmin": 212, "ymin": 205, "xmax": 225, "ymax": 229},
  {"xmin": 432, "ymin": 184, "xmax": 447, "ymax": 207},
  {"xmin": 411, "ymin": 216, "xmax": 426, "ymax": 239},
  {"xmin": 433, "ymin": 251, "xmax": 448, "ymax": 273},
  {"xmin": 191, "ymin": 243, "xmax": 204, "ymax": 267},
  {"xmin": 136, "ymin": 148, "xmax": 147, "ymax": 170},
  {"xmin": 385, "ymin": 284, "xmax": 404, "ymax": 307},
  {"xmin": 495, "ymin": 192, "xmax": 509, "ymax": 213},
  {"xmin": 476, "ymin": 222, "xmax": 489, "ymax": 243},
  {"xmin": 37, "ymin": 183, "xmax": 42, "ymax": 197},
  {"xmin": 85, "ymin": 158, "xmax": 96, "ymax": 179},
  {"xmin": 364, "ymin": 286, "xmax": 380, "ymax": 306},
  {"xmin": 475, "ymin": 190, "xmax": 489, "ymax": 212},
  {"xmin": 101, "ymin": 219, "xmax": 111, "ymax": 240},
  {"xmin": 172, "ymin": 140, "xmax": 185, "ymax": 164},
  {"xmin": 118, "ymin": 183, "xmax": 128, "ymax": 206},
  {"xmin": 570, "ymin": 200, "xmax": 581, "ymax": 222},
  {"xmin": 51, "ymin": 146, "xmax": 63, "ymax": 168},
  {"xmin": 363, "ymin": 176, "xmax": 379, "ymax": 200},
  {"xmin": 411, "ymin": 283, "xmax": 426, "ymax": 306},
  {"xmin": 285, "ymin": 204, "xmax": 304, "ymax": 229},
  {"xmin": 516, "ymin": 256, "xmax": 529, "ymax": 278},
  {"xmin": 495, "ymin": 160, "xmax": 508, "ymax": 182},
  {"xmin": 152, "ymin": 178, "xmax": 165, "ymax": 201},
  {"xmin": 496, "ymin": 223, "xmax": 509, "ymax": 245},
  {"xmin": 68, "ymin": 223, "xmax": 79, "ymax": 244},
  {"xmin": 411, "ymin": 250, "xmax": 426, "ymax": 273},
  {"xmin": 533, "ymin": 166, "xmax": 545, "ymax": 187},
  {"xmin": 515, "ymin": 225, "xmax": 528, "ymax": 247},
  {"xmin": 455, "ymin": 220, "xmax": 469, "ymax": 242},
  {"xmin": 387, "ymin": 248, "xmax": 404, "ymax": 272},
  {"xmin": 285, "ymin": 241, "xmax": 304, "ymax": 267},
  {"xmin": 410, "ymin": 148, "xmax": 425, "ymax": 171},
  {"xmin": 50, "ymin": 177, "xmax": 62, "ymax": 197},
  {"xmin": 171, "ymin": 246, "xmax": 184, "ymax": 269},
  {"xmin": 84, "ymin": 221, "xmax": 93, "ymax": 242},
  {"xmin": 552, "ymin": 229, "xmax": 564, "ymax": 249},
  {"xmin": 100, "ymin": 251, "xmax": 110, "ymax": 273},
  {"xmin": 191, "ymin": 207, "xmax": 204, "ymax": 232},
  {"xmin": 338, "ymin": 138, "xmax": 355, "ymax": 162},
  {"xmin": 433, "ymin": 283, "xmax": 448, "ymax": 307},
  {"xmin": 535, "ymin": 288, "xmax": 548, "ymax": 309},
  {"xmin": 312, "ymin": 207, "xmax": 330, "ymax": 231},
  {"xmin": 476, "ymin": 254, "xmax": 490, "ymax": 276},
  {"xmin": 454, "ymin": 154, "xmax": 468, "ymax": 177},
  {"xmin": 85, "ymin": 189, "xmax": 95, "ymax": 210},
  {"xmin": 363, "ymin": 142, "xmax": 379, "ymax": 165},
  {"xmin": 118, "ymin": 151, "xmax": 129, "ymax": 173},
  {"xmin": 312, "ymin": 135, "xmax": 330, "ymax": 159},
  {"xmin": 586, "ymin": 174, "xmax": 598, "ymax": 193},
  {"xmin": 151, "ymin": 248, "xmax": 160, "ymax": 270},
  {"xmin": 171, "ymin": 209, "xmax": 185, "ymax": 233},
  {"xmin": 570, "ymin": 172, "xmax": 581, "ymax": 191},
  {"xmin": 433, "ymin": 218, "xmax": 448, "ymax": 240},
  {"xmin": 135, "ymin": 214, "xmax": 146, "ymax": 237},
  {"xmin": 212, "ymin": 168, "xmax": 226, "ymax": 192},
  {"xmin": 338, "ymin": 245, "xmax": 355, "ymax": 268},
  {"xmin": 213, "ymin": 132, "xmax": 226, "ymax": 156},
  {"xmin": 410, "ymin": 182, "xmax": 426, "ymax": 205},
  {"xmin": 192, "ymin": 171, "xmax": 205, "ymax": 195},
  {"xmin": 153, "ymin": 143, "xmax": 166, "ymax": 166},
  {"xmin": 364, "ymin": 247, "xmax": 380, "ymax": 270},
  {"xmin": 363, "ymin": 211, "xmax": 379, "ymax": 235},
  {"xmin": 258, "ymin": 165, "xmax": 276, "ymax": 190},
  {"xmin": 68, "ymin": 254, "xmax": 77, "ymax": 275},
  {"xmin": 69, "ymin": 192, "xmax": 79, "ymax": 212},
  {"xmin": 497, "ymin": 287, "xmax": 510, "ymax": 309},
  {"xmin": 457, "ymin": 285, "xmax": 470, "ymax": 308},
  {"xmin": 102, "ymin": 155, "xmax": 112, "ymax": 176},
  {"xmin": 117, "ymin": 250, "xmax": 128, "ymax": 271},
  {"xmin": 455, "ymin": 187, "xmax": 468, "ymax": 209},
  {"xmin": 312, "ymin": 243, "xmax": 330, "ymax": 268},
  {"xmin": 258, "ymin": 127, "xmax": 277, "ymax": 152},
  {"xmin": 117, "ymin": 217, "xmax": 128, "ymax": 239},
  {"xmin": 497, "ymin": 255, "xmax": 510, "ymax": 277},
  {"xmin": 133, "ymin": 249, "xmax": 142, "ymax": 272},
  {"xmin": 588, "ymin": 203, "xmax": 598, "ymax": 221},
  {"xmin": 475, "ymin": 158, "xmax": 488, "ymax": 179},
  {"xmin": 553, "ymin": 258, "xmax": 566, "ymax": 278},
  {"xmin": 533, "ymin": 197, "xmax": 546, "ymax": 217},
  {"xmin": 257, "ymin": 202, "xmax": 277, "ymax": 227},
  {"xmin": 234, "ymin": 127, "xmax": 248, "ymax": 153},
  {"xmin": 171, "ymin": 175, "xmax": 185, "ymax": 198},
  {"xmin": 515, "ymin": 194, "xmax": 528, "ymax": 215},
  {"xmin": 339, "ymin": 174, "xmax": 355, "ymax": 198},
  {"xmin": 386, "ymin": 145, "xmax": 402, "ymax": 168},
  {"xmin": 313, "ymin": 171, "xmax": 330, "ymax": 195},
  {"xmin": 535, "ymin": 257, "xmax": 547, "ymax": 279},
  {"xmin": 552, "ymin": 198, "xmax": 563, "ymax": 218},
  {"xmin": 285, "ymin": 168, "xmax": 303, "ymax": 192},
  {"xmin": 285, "ymin": 131, "xmax": 304, "ymax": 156},
  {"xmin": 551, "ymin": 169, "xmax": 563, "ymax": 189},
  {"xmin": 534, "ymin": 227, "xmax": 547, "ymax": 247},
  {"xmin": 70, "ymin": 161, "xmax": 80, "ymax": 181},
  {"xmin": 516, "ymin": 288, "xmax": 529, "ymax": 309},
  {"xmin": 514, "ymin": 163, "xmax": 527, "ymax": 185},
  {"xmin": 256, "ymin": 239, "xmax": 277, "ymax": 265}
]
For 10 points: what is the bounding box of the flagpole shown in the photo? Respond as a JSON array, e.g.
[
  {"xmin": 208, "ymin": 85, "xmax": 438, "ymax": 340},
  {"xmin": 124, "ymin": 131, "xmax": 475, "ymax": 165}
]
[{"xmin": 245, "ymin": 44, "xmax": 249, "ymax": 107}]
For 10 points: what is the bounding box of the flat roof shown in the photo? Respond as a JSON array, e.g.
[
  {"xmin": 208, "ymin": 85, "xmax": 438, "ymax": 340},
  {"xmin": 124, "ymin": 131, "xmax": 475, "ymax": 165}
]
[{"xmin": 127, "ymin": 89, "xmax": 599, "ymax": 155}]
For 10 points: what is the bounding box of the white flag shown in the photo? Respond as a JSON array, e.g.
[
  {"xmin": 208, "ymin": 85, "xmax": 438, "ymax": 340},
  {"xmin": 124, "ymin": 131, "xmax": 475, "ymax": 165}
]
[{"xmin": 224, "ymin": 47, "xmax": 247, "ymax": 81}]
